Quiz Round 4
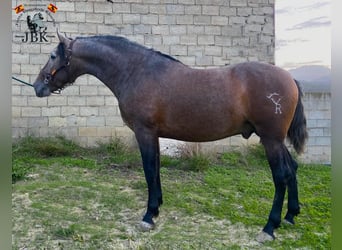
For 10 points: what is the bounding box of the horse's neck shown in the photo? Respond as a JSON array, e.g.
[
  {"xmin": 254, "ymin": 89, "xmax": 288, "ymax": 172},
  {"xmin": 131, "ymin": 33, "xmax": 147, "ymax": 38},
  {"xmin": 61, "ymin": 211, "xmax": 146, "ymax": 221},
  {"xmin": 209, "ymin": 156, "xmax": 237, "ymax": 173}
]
[{"xmin": 74, "ymin": 38, "xmax": 134, "ymax": 98}]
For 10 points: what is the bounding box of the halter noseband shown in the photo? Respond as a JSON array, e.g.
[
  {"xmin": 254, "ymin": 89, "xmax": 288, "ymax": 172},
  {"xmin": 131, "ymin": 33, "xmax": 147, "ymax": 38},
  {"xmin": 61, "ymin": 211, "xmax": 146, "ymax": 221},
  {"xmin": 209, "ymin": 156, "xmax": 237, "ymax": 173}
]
[{"xmin": 44, "ymin": 39, "xmax": 75, "ymax": 94}]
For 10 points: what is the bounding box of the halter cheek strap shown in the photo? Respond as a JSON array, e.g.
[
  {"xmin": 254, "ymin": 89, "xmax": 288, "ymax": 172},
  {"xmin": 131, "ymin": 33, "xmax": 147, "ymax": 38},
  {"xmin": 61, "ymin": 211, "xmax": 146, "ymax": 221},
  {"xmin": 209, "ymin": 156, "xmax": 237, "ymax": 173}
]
[{"xmin": 44, "ymin": 40, "xmax": 75, "ymax": 93}]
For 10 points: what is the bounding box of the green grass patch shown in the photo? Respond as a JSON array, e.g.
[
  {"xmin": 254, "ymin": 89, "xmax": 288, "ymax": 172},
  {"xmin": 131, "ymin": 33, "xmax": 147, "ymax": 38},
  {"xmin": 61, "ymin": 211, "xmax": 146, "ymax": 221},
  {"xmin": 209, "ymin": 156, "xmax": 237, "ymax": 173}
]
[
  {"xmin": 13, "ymin": 136, "xmax": 81, "ymax": 157},
  {"xmin": 12, "ymin": 137, "xmax": 331, "ymax": 249}
]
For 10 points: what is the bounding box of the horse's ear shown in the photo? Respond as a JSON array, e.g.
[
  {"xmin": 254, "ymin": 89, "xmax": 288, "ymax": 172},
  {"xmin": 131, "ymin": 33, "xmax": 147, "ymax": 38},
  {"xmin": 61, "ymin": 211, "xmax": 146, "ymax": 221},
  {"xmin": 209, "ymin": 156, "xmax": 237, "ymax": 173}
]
[{"xmin": 57, "ymin": 29, "xmax": 71, "ymax": 48}]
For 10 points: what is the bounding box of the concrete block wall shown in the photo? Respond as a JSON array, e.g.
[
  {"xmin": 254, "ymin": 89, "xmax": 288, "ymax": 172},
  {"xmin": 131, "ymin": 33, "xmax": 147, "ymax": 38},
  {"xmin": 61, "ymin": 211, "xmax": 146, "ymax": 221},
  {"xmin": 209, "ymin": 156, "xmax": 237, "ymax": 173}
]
[
  {"xmin": 301, "ymin": 92, "xmax": 331, "ymax": 164},
  {"xmin": 12, "ymin": 0, "xmax": 275, "ymax": 147}
]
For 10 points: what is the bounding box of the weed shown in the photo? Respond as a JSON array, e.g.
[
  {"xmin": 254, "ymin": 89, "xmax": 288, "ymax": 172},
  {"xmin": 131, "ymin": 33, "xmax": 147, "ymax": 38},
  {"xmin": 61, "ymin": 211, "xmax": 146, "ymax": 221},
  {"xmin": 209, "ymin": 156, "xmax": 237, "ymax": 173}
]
[
  {"xmin": 96, "ymin": 138, "xmax": 141, "ymax": 168},
  {"xmin": 219, "ymin": 150, "xmax": 244, "ymax": 167},
  {"xmin": 12, "ymin": 136, "xmax": 82, "ymax": 157},
  {"xmin": 244, "ymin": 144, "xmax": 268, "ymax": 167},
  {"xmin": 12, "ymin": 158, "xmax": 32, "ymax": 183},
  {"xmin": 96, "ymin": 137, "xmax": 128, "ymax": 156},
  {"xmin": 53, "ymin": 224, "xmax": 77, "ymax": 240},
  {"xmin": 12, "ymin": 137, "xmax": 73, "ymax": 183},
  {"xmin": 176, "ymin": 143, "xmax": 212, "ymax": 172},
  {"xmin": 181, "ymin": 154, "xmax": 211, "ymax": 172},
  {"xmin": 160, "ymin": 155, "xmax": 181, "ymax": 168},
  {"xmin": 217, "ymin": 144, "xmax": 268, "ymax": 170},
  {"xmin": 176, "ymin": 142, "xmax": 202, "ymax": 158},
  {"xmin": 36, "ymin": 136, "xmax": 80, "ymax": 157}
]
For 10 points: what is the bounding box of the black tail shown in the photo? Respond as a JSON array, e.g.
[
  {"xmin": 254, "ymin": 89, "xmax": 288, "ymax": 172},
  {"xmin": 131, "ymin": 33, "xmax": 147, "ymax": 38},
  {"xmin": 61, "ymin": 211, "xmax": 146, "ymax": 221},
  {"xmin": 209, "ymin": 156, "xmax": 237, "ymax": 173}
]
[{"xmin": 287, "ymin": 79, "xmax": 308, "ymax": 154}]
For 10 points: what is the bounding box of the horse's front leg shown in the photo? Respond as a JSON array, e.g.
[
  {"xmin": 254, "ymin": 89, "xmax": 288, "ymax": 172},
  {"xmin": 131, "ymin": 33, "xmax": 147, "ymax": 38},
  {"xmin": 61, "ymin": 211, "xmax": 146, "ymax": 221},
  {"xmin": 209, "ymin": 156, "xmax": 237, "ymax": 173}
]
[{"xmin": 135, "ymin": 129, "xmax": 162, "ymax": 230}]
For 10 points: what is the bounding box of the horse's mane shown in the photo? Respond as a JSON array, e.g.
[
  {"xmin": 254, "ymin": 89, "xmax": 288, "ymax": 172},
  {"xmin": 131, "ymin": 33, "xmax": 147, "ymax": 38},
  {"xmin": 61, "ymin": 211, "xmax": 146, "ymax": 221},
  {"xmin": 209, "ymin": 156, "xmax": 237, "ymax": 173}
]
[
  {"xmin": 57, "ymin": 42, "xmax": 66, "ymax": 59},
  {"xmin": 75, "ymin": 35, "xmax": 182, "ymax": 64}
]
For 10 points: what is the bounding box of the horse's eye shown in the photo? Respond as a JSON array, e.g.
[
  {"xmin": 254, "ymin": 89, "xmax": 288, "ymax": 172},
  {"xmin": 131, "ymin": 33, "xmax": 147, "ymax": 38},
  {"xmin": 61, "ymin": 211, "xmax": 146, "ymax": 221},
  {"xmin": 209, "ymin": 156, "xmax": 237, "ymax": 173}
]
[{"xmin": 50, "ymin": 53, "xmax": 56, "ymax": 60}]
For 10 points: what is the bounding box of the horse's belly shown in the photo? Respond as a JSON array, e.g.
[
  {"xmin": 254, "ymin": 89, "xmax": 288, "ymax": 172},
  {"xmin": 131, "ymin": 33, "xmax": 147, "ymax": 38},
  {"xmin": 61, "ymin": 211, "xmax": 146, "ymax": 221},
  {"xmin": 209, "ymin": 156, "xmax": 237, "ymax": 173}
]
[
  {"xmin": 160, "ymin": 129, "xmax": 239, "ymax": 142},
  {"xmin": 161, "ymin": 132, "xmax": 238, "ymax": 143},
  {"xmin": 158, "ymin": 114, "xmax": 243, "ymax": 142}
]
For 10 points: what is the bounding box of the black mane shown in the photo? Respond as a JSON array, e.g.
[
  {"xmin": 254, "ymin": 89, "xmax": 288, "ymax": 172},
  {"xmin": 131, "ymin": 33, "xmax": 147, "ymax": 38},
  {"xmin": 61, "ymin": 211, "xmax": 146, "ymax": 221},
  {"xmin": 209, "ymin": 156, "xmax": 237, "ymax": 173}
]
[
  {"xmin": 76, "ymin": 35, "xmax": 182, "ymax": 64},
  {"xmin": 57, "ymin": 42, "xmax": 66, "ymax": 59}
]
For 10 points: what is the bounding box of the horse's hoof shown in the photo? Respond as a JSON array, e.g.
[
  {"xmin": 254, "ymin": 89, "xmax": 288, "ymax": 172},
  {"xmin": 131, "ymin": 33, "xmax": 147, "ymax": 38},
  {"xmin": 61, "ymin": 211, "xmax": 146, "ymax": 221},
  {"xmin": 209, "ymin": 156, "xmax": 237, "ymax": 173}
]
[
  {"xmin": 139, "ymin": 221, "xmax": 155, "ymax": 231},
  {"xmin": 283, "ymin": 218, "xmax": 295, "ymax": 225},
  {"xmin": 256, "ymin": 231, "xmax": 274, "ymax": 243}
]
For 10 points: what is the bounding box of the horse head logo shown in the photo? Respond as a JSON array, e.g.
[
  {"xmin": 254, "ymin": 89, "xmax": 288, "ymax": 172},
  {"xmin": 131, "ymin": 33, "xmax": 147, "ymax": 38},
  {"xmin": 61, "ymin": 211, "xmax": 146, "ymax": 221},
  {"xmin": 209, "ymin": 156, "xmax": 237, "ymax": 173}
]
[{"xmin": 27, "ymin": 12, "xmax": 45, "ymax": 33}]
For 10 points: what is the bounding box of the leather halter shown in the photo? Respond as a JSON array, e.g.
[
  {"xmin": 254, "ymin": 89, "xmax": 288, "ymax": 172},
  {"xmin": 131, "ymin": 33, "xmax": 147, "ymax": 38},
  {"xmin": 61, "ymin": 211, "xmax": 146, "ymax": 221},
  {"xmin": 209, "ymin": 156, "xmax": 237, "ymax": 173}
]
[{"xmin": 44, "ymin": 39, "xmax": 76, "ymax": 94}]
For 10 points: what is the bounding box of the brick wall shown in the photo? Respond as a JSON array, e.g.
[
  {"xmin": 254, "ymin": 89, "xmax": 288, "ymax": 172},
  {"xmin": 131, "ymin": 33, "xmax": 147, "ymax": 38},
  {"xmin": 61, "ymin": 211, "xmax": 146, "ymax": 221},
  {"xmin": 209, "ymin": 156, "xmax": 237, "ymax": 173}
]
[{"xmin": 12, "ymin": 0, "xmax": 275, "ymax": 146}]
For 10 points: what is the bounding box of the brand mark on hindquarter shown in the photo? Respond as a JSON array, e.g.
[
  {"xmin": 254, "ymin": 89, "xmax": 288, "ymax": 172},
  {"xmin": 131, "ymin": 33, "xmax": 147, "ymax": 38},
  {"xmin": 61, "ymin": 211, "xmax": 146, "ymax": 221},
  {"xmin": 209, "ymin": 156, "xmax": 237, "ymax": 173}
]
[{"xmin": 267, "ymin": 93, "xmax": 282, "ymax": 114}]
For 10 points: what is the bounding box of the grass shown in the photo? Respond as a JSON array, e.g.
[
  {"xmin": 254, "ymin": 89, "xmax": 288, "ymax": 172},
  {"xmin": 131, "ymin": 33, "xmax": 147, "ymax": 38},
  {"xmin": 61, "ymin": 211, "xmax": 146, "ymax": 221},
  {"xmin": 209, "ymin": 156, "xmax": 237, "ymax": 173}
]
[{"xmin": 12, "ymin": 136, "xmax": 331, "ymax": 249}]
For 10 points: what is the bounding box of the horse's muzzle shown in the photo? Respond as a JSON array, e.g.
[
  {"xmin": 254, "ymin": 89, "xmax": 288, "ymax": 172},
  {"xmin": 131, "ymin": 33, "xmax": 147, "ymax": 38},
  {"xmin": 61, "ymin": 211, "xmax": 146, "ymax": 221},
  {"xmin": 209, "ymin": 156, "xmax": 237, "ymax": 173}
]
[{"xmin": 34, "ymin": 82, "xmax": 51, "ymax": 97}]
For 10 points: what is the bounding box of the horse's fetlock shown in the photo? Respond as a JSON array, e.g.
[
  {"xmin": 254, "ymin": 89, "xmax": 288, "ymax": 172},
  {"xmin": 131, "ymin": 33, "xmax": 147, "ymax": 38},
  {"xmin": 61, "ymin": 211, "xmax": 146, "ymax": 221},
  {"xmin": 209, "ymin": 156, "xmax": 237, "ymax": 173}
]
[
  {"xmin": 268, "ymin": 214, "xmax": 282, "ymax": 229},
  {"xmin": 148, "ymin": 206, "xmax": 159, "ymax": 217},
  {"xmin": 288, "ymin": 204, "xmax": 300, "ymax": 216}
]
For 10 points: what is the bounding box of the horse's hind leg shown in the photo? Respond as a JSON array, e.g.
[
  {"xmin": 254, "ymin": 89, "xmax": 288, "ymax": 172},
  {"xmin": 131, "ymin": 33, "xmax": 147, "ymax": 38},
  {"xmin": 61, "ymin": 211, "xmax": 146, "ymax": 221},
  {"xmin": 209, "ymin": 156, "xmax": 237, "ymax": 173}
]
[
  {"xmin": 258, "ymin": 139, "xmax": 293, "ymax": 241},
  {"xmin": 284, "ymin": 149, "xmax": 300, "ymax": 224}
]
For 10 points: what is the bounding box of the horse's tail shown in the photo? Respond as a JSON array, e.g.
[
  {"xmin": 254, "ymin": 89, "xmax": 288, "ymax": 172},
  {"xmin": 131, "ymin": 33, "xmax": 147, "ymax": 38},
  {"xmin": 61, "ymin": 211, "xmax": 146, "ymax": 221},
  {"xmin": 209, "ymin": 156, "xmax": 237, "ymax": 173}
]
[{"xmin": 287, "ymin": 79, "xmax": 308, "ymax": 154}]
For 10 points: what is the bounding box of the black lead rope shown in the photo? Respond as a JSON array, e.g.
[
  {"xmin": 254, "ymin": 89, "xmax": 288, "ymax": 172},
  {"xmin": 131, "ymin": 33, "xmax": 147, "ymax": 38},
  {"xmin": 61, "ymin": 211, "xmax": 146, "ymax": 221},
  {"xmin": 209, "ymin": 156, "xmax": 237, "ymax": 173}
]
[{"xmin": 12, "ymin": 76, "xmax": 34, "ymax": 87}]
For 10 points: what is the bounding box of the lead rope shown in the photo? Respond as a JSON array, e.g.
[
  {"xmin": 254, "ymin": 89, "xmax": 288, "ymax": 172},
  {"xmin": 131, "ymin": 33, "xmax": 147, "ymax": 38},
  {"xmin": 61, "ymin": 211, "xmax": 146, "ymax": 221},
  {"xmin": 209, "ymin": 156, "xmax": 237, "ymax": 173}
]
[{"xmin": 12, "ymin": 76, "xmax": 34, "ymax": 87}]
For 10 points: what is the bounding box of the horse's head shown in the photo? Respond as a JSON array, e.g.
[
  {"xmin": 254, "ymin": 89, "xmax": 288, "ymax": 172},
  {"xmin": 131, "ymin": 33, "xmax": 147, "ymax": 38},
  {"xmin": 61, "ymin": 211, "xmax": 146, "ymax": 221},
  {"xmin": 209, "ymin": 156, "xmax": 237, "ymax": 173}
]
[{"xmin": 33, "ymin": 31, "xmax": 75, "ymax": 97}]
